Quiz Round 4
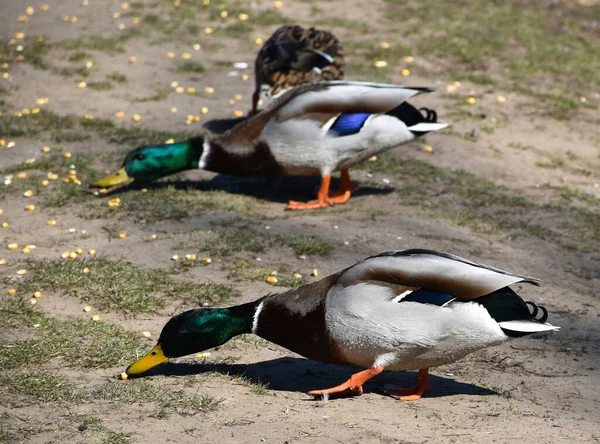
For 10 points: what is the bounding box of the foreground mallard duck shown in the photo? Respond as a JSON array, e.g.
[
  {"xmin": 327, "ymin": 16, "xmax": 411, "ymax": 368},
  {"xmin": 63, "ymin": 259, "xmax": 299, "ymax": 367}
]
[
  {"xmin": 253, "ymin": 25, "xmax": 344, "ymax": 114},
  {"xmin": 91, "ymin": 81, "xmax": 447, "ymax": 210},
  {"xmin": 126, "ymin": 249, "xmax": 558, "ymax": 400}
]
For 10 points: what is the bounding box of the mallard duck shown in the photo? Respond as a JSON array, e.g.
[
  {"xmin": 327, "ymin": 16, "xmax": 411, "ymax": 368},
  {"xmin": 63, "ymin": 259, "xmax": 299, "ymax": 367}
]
[
  {"xmin": 91, "ymin": 81, "xmax": 447, "ymax": 210},
  {"xmin": 126, "ymin": 249, "xmax": 558, "ymax": 401},
  {"xmin": 252, "ymin": 25, "xmax": 344, "ymax": 115}
]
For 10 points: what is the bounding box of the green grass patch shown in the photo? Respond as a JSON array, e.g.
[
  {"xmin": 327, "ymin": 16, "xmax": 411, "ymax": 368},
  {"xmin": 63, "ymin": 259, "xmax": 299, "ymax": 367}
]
[
  {"xmin": 0, "ymin": 371, "xmax": 89, "ymax": 408},
  {"xmin": 360, "ymin": 153, "xmax": 600, "ymax": 252},
  {"xmin": 107, "ymin": 72, "xmax": 127, "ymax": 83},
  {"xmin": 277, "ymin": 233, "xmax": 333, "ymax": 257},
  {"xmin": 176, "ymin": 228, "xmax": 332, "ymax": 258},
  {"xmin": 0, "ymin": 298, "xmax": 145, "ymax": 369},
  {"xmin": 58, "ymin": 29, "xmax": 141, "ymax": 53},
  {"xmin": 96, "ymin": 379, "xmax": 222, "ymax": 416},
  {"xmin": 0, "ymin": 36, "xmax": 49, "ymax": 69},
  {"xmin": 84, "ymin": 188, "xmax": 263, "ymax": 223},
  {"xmin": 87, "ymin": 80, "xmax": 114, "ymax": 91},
  {"xmin": 67, "ymin": 51, "xmax": 91, "ymax": 62},
  {"xmin": 224, "ymin": 261, "xmax": 306, "ymax": 288},
  {"xmin": 177, "ymin": 60, "xmax": 205, "ymax": 73},
  {"xmin": 131, "ymin": 87, "xmax": 171, "ymax": 102},
  {"xmin": 11, "ymin": 258, "xmax": 238, "ymax": 314},
  {"xmin": 384, "ymin": 0, "xmax": 600, "ymax": 116}
]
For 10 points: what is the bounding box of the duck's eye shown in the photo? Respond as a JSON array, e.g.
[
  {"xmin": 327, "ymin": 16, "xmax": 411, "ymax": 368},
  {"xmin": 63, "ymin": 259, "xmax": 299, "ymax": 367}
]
[
  {"xmin": 134, "ymin": 153, "xmax": 147, "ymax": 161},
  {"xmin": 151, "ymin": 351, "xmax": 157, "ymax": 356}
]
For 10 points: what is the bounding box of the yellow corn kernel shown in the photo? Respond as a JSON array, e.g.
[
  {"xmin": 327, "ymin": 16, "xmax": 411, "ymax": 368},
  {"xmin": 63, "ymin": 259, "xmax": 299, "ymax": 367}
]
[
  {"xmin": 83, "ymin": 267, "xmax": 90, "ymax": 274},
  {"xmin": 148, "ymin": 234, "xmax": 157, "ymax": 241},
  {"xmin": 84, "ymin": 305, "xmax": 92, "ymax": 312},
  {"xmin": 25, "ymin": 205, "xmax": 35, "ymax": 211},
  {"xmin": 29, "ymin": 298, "xmax": 37, "ymax": 305},
  {"xmin": 8, "ymin": 243, "xmax": 18, "ymax": 250},
  {"xmin": 34, "ymin": 291, "xmax": 42, "ymax": 298},
  {"xmin": 92, "ymin": 314, "xmax": 100, "ymax": 321},
  {"xmin": 42, "ymin": 180, "xmax": 49, "ymax": 186},
  {"xmin": 374, "ymin": 60, "xmax": 388, "ymax": 68},
  {"xmin": 8, "ymin": 289, "xmax": 16, "ymax": 295},
  {"xmin": 294, "ymin": 273, "xmax": 302, "ymax": 279},
  {"xmin": 22, "ymin": 247, "xmax": 31, "ymax": 254},
  {"xmin": 120, "ymin": 372, "xmax": 128, "ymax": 380},
  {"xmin": 233, "ymin": 110, "xmax": 243, "ymax": 117},
  {"xmin": 143, "ymin": 331, "xmax": 151, "ymax": 338},
  {"xmin": 132, "ymin": 114, "xmax": 141, "ymax": 122},
  {"xmin": 64, "ymin": 152, "xmax": 72, "ymax": 158},
  {"xmin": 467, "ymin": 97, "xmax": 476, "ymax": 105},
  {"xmin": 88, "ymin": 249, "xmax": 96, "ymax": 255},
  {"xmin": 312, "ymin": 269, "xmax": 319, "ymax": 277},
  {"xmin": 401, "ymin": 69, "xmax": 410, "ymax": 77},
  {"xmin": 47, "ymin": 220, "xmax": 56, "ymax": 226},
  {"xmin": 0, "ymin": 259, "xmax": 6, "ymax": 265},
  {"xmin": 424, "ymin": 145, "xmax": 433, "ymax": 153},
  {"xmin": 119, "ymin": 232, "xmax": 126, "ymax": 239},
  {"xmin": 266, "ymin": 276, "xmax": 278, "ymax": 284},
  {"xmin": 17, "ymin": 269, "xmax": 27, "ymax": 275},
  {"xmin": 24, "ymin": 190, "xmax": 34, "ymax": 197}
]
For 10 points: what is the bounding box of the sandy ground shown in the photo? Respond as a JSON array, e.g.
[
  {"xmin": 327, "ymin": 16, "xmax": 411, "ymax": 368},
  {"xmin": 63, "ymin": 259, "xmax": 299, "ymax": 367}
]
[{"xmin": 1, "ymin": 0, "xmax": 599, "ymax": 443}]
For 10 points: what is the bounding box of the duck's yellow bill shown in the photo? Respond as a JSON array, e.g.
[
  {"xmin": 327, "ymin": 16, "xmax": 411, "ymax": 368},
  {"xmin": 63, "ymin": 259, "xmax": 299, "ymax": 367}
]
[
  {"xmin": 91, "ymin": 167, "xmax": 133, "ymax": 188},
  {"xmin": 126, "ymin": 344, "xmax": 168, "ymax": 376}
]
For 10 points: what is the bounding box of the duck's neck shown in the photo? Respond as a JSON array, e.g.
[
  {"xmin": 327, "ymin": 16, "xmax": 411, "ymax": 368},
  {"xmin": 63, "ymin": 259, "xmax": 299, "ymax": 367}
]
[
  {"xmin": 214, "ymin": 300, "xmax": 260, "ymax": 341},
  {"xmin": 175, "ymin": 136, "xmax": 206, "ymax": 172}
]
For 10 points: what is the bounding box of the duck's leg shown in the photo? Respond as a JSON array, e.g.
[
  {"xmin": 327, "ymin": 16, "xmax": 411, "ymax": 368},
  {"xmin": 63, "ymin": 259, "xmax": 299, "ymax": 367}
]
[
  {"xmin": 287, "ymin": 174, "xmax": 333, "ymax": 210},
  {"xmin": 383, "ymin": 368, "xmax": 432, "ymax": 401},
  {"xmin": 328, "ymin": 169, "xmax": 357, "ymax": 204},
  {"xmin": 308, "ymin": 366, "xmax": 384, "ymax": 397}
]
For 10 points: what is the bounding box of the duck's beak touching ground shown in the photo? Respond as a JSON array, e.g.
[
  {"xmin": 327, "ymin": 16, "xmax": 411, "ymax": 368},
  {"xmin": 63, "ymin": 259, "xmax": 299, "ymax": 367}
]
[
  {"xmin": 126, "ymin": 344, "xmax": 169, "ymax": 376},
  {"xmin": 90, "ymin": 167, "xmax": 133, "ymax": 194}
]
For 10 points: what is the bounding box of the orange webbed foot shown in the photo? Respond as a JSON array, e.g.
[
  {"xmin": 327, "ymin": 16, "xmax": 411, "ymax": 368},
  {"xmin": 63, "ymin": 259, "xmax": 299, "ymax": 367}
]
[
  {"xmin": 308, "ymin": 367, "xmax": 383, "ymax": 398},
  {"xmin": 383, "ymin": 368, "xmax": 431, "ymax": 401}
]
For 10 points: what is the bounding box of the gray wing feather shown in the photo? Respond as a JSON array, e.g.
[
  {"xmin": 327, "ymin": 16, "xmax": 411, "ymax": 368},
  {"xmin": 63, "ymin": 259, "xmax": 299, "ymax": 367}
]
[{"xmin": 337, "ymin": 249, "xmax": 539, "ymax": 300}]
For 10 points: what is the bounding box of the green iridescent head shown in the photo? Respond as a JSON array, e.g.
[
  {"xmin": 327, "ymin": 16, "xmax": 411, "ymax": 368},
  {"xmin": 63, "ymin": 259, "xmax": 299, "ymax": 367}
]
[
  {"xmin": 91, "ymin": 137, "xmax": 204, "ymax": 191},
  {"xmin": 125, "ymin": 303, "xmax": 256, "ymax": 376}
]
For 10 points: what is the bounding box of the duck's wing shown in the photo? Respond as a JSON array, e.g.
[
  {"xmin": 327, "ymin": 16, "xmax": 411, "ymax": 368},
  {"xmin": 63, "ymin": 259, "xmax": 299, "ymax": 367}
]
[
  {"xmin": 218, "ymin": 81, "xmax": 435, "ymax": 146},
  {"xmin": 336, "ymin": 248, "xmax": 539, "ymax": 300}
]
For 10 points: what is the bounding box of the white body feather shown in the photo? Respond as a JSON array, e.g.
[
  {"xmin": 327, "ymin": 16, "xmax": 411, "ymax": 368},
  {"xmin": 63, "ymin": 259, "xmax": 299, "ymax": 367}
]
[
  {"xmin": 262, "ymin": 115, "xmax": 418, "ymax": 176},
  {"xmin": 325, "ymin": 283, "xmax": 508, "ymax": 371},
  {"xmin": 253, "ymin": 82, "xmax": 449, "ymax": 175}
]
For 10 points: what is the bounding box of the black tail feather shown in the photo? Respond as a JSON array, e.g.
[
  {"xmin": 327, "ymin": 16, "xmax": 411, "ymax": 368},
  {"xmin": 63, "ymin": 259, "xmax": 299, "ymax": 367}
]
[{"xmin": 386, "ymin": 103, "xmax": 439, "ymax": 137}]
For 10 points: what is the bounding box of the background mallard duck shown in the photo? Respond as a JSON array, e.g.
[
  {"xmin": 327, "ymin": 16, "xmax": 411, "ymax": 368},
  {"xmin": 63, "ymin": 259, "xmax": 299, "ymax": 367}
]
[
  {"xmin": 125, "ymin": 249, "xmax": 559, "ymax": 401},
  {"xmin": 252, "ymin": 24, "xmax": 344, "ymax": 114},
  {"xmin": 91, "ymin": 81, "xmax": 447, "ymax": 210}
]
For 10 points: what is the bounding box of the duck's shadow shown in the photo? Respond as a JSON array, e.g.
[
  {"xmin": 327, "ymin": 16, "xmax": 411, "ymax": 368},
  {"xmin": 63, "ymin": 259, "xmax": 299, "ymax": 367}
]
[
  {"xmin": 138, "ymin": 357, "xmax": 494, "ymax": 400},
  {"xmin": 122, "ymin": 175, "xmax": 392, "ymax": 205}
]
